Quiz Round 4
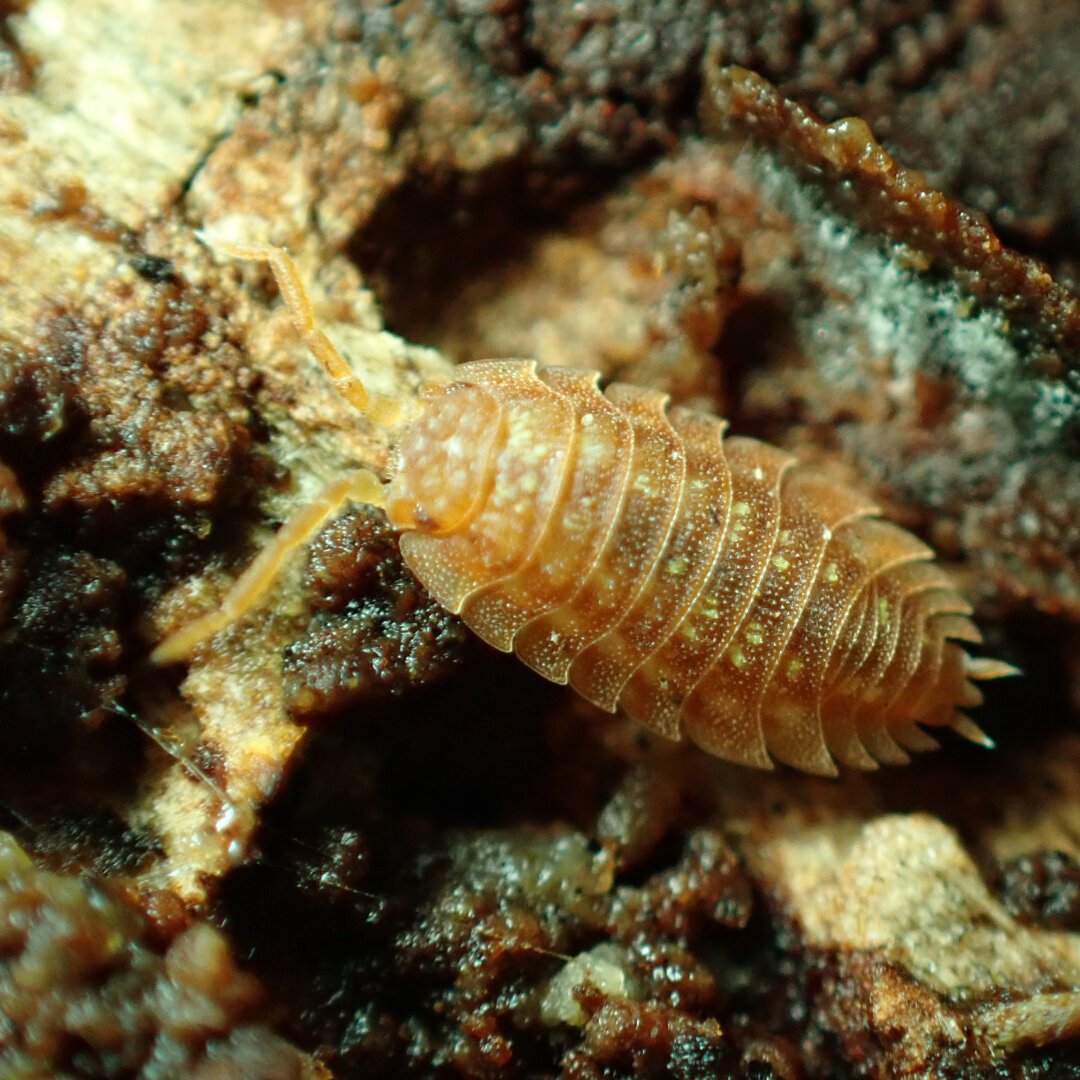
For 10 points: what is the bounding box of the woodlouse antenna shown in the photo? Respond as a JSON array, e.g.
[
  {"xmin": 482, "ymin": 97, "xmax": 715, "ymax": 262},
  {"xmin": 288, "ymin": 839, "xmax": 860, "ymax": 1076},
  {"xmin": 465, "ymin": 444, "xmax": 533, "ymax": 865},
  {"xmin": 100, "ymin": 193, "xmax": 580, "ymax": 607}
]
[
  {"xmin": 152, "ymin": 227, "xmax": 411, "ymax": 665},
  {"xmin": 151, "ymin": 470, "xmax": 387, "ymax": 664},
  {"xmin": 196, "ymin": 228, "xmax": 404, "ymax": 427}
]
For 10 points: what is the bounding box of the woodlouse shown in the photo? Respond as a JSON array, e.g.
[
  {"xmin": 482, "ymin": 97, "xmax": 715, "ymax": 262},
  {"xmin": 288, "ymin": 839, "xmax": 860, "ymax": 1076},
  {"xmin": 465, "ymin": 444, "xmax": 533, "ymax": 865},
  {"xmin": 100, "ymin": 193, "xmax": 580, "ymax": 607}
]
[{"xmin": 152, "ymin": 237, "xmax": 1017, "ymax": 776}]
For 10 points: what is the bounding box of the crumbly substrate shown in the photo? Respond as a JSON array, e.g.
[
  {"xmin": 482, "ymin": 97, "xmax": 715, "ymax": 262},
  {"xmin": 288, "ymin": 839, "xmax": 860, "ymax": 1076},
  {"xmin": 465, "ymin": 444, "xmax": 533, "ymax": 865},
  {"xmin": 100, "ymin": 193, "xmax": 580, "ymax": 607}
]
[
  {"xmin": 2, "ymin": 0, "xmax": 1080, "ymax": 1077},
  {"xmin": 0, "ymin": 833, "xmax": 309, "ymax": 1079}
]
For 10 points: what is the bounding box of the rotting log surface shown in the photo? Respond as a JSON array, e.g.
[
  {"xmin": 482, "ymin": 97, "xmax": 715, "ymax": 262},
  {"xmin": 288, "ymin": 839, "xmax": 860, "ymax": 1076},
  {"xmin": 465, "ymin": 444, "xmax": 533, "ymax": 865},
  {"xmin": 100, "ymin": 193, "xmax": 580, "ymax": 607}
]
[{"xmin": 2, "ymin": 1, "xmax": 1080, "ymax": 1078}]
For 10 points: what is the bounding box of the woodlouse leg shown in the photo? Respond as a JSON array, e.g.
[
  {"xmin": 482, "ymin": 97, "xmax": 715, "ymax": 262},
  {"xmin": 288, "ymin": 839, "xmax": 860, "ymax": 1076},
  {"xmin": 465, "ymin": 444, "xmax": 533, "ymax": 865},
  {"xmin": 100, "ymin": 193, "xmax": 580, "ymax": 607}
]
[
  {"xmin": 199, "ymin": 232, "xmax": 403, "ymax": 426},
  {"xmin": 151, "ymin": 470, "xmax": 387, "ymax": 664}
]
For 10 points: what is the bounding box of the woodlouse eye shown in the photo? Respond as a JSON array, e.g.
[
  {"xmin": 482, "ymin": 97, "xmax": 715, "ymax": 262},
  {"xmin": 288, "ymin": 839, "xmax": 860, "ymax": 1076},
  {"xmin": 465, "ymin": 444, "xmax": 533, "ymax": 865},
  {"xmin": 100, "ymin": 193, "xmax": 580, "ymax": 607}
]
[{"xmin": 385, "ymin": 383, "xmax": 502, "ymax": 536}]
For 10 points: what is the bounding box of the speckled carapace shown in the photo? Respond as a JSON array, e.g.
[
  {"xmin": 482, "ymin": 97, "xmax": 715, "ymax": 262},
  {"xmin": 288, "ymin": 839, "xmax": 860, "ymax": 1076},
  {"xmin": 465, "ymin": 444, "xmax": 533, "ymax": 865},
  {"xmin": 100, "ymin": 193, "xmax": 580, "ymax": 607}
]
[{"xmin": 152, "ymin": 238, "xmax": 1017, "ymax": 776}]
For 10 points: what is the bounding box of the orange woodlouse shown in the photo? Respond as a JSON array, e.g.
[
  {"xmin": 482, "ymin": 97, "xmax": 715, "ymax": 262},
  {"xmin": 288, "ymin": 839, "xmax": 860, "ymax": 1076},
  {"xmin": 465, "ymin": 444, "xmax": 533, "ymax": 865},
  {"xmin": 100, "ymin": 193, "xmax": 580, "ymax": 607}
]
[{"xmin": 152, "ymin": 237, "xmax": 1017, "ymax": 775}]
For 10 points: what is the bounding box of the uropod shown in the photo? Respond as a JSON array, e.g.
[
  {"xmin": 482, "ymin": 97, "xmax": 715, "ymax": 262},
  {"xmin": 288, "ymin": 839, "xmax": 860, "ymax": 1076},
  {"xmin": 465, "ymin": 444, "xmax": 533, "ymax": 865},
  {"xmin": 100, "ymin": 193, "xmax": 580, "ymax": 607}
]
[{"xmin": 152, "ymin": 238, "xmax": 1018, "ymax": 776}]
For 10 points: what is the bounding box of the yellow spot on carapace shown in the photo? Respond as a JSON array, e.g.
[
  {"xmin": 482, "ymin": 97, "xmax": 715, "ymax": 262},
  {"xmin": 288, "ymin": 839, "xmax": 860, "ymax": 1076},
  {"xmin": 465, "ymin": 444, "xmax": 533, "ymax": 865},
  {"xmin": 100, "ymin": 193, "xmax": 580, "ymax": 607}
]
[
  {"xmin": 824, "ymin": 563, "xmax": 839, "ymax": 584},
  {"xmin": 699, "ymin": 597, "xmax": 720, "ymax": 620},
  {"xmin": 787, "ymin": 658, "xmax": 804, "ymax": 680},
  {"xmin": 734, "ymin": 501, "xmax": 750, "ymax": 516},
  {"xmin": 563, "ymin": 510, "xmax": 590, "ymax": 534},
  {"xmin": 773, "ymin": 554, "xmax": 790, "ymax": 572},
  {"xmin": 730, "ymin": 645, "xmax": 746, "ymax": 668}
]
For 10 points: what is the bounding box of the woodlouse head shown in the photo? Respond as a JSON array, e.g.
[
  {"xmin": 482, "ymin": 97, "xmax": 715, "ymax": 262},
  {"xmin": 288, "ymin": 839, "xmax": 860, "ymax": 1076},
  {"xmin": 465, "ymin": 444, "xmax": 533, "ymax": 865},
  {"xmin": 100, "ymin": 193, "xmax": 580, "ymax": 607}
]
[{"xmin": 386, "ymin": 381, "xmax": 502, "ymax": 536}]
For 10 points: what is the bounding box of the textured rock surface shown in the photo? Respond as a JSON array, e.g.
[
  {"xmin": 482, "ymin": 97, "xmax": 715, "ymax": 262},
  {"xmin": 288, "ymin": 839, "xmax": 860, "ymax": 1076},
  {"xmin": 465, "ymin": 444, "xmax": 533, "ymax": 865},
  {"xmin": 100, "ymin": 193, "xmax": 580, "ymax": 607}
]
[
  {"xmin": 0, "ymin": 832, "xmax": 313, "ymax": 1079},
  {"xmin": 3, "ymin": 0, "xmax": 1080, "ymax": 1077},
  {"xmin": 708, "ymin": 0, "xmax": 1080, "ymax": 286}
]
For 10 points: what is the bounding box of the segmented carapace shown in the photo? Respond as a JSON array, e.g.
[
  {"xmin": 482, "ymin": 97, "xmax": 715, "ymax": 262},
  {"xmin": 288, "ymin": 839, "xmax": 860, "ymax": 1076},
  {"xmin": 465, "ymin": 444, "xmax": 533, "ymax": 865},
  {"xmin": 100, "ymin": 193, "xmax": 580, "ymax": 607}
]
[{"xmin": 152, "ymin": 239, "xmax": 1017, "ymax": 776}]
